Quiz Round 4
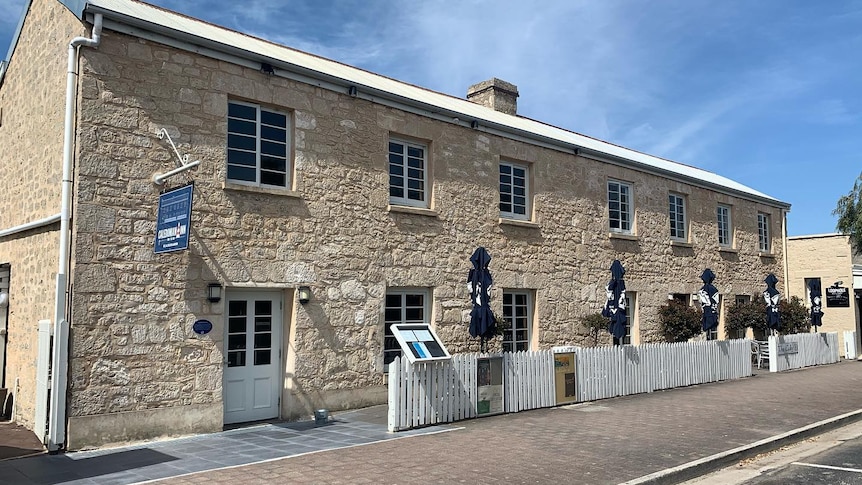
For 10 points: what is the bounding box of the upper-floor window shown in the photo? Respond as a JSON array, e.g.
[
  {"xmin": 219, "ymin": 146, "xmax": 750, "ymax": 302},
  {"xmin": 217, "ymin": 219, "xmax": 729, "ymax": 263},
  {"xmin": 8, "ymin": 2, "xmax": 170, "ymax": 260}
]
[
  {"xmin": 669, "ymin": 193, "xmax": 687, "ymax": 241},
  {"xmin": 757, "ymin": 213, "xmax": 770, "ymax": 252},
  {"xmin": 383, "ymin": 289, "xmax": 429, "ymax": 369},
  {"xmin": 499, "ymin": 161, "xmax": 529, "ymax": 220},
  {"xmin": 502, "ymin": 290, "xmax": 532, "ymax": 352},
  {"xmin": 608, "ymin": 181, "xmax": 633, "ymax": 234},
  {"xmin": 717, "ymin": 204, "xmax": 732, "ymax": 247},
  {"xmin": 389, "ymin": 138, "xmax": 428, "ymax": 208},
  {"xmin": 227, "ymin": 101, "xmax": 290, "ymax": 188}
]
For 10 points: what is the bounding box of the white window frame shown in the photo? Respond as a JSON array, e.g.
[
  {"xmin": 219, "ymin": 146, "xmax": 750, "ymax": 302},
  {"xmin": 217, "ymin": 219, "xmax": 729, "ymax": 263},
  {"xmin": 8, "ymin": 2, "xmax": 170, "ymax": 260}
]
[
  {"xmin": 622, "ymin": 293, "xmax": 636, "ymax": 345},
  {"xmin": 383, "ymin": 288, "xmax": 430, "ymax": 369},
  {"xmin": 608, "ymin": 180, "xmax": 633, "ymax": 234},
  {"xmin": 669, "ymin": 193, "xmax": 687, "ymax": 241},
  {"xmin": 502, "ymin": 290, "xmax": 533, "ymax": 352},
  {"xmin": 717, "ymin": 204, "xmax": 732, "ymax": 247},
  {"xmin": 226, "ymin": 100, "xmax": 291, "ymax": 189},
  {"xmin": 499, "ymin": 160, "xmax": 530, "ymax": 220},
  {"xmin": 758, "ymin": 213, "xmax": 770, "ymax": 252},
  {"xmin": 388, "ymin": 138, "xmax": 429, "ymax": 208}
]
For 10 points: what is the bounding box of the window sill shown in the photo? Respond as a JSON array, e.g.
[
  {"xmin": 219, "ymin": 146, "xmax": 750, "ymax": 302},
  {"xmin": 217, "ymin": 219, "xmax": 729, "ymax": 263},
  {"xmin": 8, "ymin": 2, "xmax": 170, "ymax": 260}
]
[
  {"xmin": 718, "ymin": 247, "xmax": 739, "ymax": 254},
  {"xmin": 222, "ymin": 181, "xmax": 300, "ymax": 198},
  {"xmin": 608, "ymin": 232, "xmax": 638, "ymax": 241},
  {"xmin": 387, "ymin": 205, "xmax": 439, "ymax": 217},
  {"xmin": 670, "ymin": 240, "xmax": 693, "ymax": 248},
  {"xmin": 759, "ymin": 251, "xmax": 777, "ymax": 259},
  {"xmin": 499, "ymin": 218, "xmax": 539, "ymax": 229}
]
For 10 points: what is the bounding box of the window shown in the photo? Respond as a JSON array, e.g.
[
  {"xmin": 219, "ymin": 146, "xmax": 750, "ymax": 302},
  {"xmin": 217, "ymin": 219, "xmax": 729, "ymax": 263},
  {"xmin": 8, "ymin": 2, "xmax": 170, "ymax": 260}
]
[
  {"xmin": 608, "ymin": 181, "xmax": 633, "ymax": 233},
  {"xmin": 383, "ymin": 289, "xmax": 429, "ymax": 368},
  {"xmin": 622, "ymin": 293, "xmax": 635, "ymax": 345},
  {"xmin": 669, "ymin": 193, "xmax": 687, "ymax": 241},
  {"xmin": 499, "ymin": 161, "xmax": 529, "ymax": 220},
  {"xmin": 389, "ymin": 138, "xmax": 428, "ymax": 207},
  {"xmin": 717, "ymin": 205, "xmax": 732, "ymax": 247},
  {"xmin": 733, "ymin": 295, "xmax": 750, "ymax": 339},
  {"xmin": 227, "ymin": 101, "xmax": 290, "ymax": 188},
  {"xmin": 757, "ymin": 213, "xmax": 770, "ymax": 252},
  {"xmin": 502, "ymin": 291, "xmax": 532, "ymax": 352}
]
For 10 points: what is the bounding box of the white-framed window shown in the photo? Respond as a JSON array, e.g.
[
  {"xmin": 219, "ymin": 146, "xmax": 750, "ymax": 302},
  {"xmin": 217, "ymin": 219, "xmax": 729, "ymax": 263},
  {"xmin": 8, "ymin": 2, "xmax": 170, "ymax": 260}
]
[
  {"xmin": 383, "ymin": 289, "xmax": 430, "ymax": 368},
  {"xmin": 622, "ymin": 292, "xmax": 636, "ymax": 345},
  {"xmin": 389, "ymin": 138, "xmax": 428, "ymax": 207},
  {"xmin": 669, "ymin": 193, "xmax": 687, "ymax": 241},
  {"xmin": 502, "ymin": 290, "xmax": 532, "ymax": 352},
  {"xmin": 757, "ymin": 213, "xmax": 770, "ymax": 252},
  {"xmin": 717, "ymin": 204, "xmax": 732, "ymax": 247},
  {"xmin": 608, "ymin": 180, "xmax": 633, "ymax": 233},
  {"xmin": 499, "ymin": 161, "xmax": 530, "ymax": 220},
  {"xmin": 227, "ymin": 101, "xmax": 290, "ymax": 188}
]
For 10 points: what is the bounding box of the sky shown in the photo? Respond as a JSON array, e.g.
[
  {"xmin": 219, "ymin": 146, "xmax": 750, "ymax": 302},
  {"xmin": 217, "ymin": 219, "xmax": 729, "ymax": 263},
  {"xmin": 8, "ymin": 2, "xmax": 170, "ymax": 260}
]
[{"xmin": 2, "ymin": 0, "xmax": 861, "ymax": 236}]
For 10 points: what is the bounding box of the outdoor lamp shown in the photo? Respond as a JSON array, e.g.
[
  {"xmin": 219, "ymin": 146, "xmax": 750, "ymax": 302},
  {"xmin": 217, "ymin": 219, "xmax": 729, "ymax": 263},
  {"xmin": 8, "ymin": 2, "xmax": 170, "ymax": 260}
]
[
  {"xmin": 834, "ymin": 281, "xmax": 843, "ymax": 287},
  {"xmin": 298, "ymin": 286, "xmax": 311, "ymax": 305},
  {"xmin": 207, "ymin": 283, "xmax": 222, "ymax": 303}
]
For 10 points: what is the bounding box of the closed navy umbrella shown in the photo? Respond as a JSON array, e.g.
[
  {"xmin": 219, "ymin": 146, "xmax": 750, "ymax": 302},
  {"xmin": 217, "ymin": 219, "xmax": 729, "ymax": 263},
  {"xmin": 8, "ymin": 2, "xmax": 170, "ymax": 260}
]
[
  {"xmin": 807, "ymin": 279, "xmax": 824, "ymax": 331},
  {"xmin": 468, "ymin": 247, "xmax": 496, "ymax": 352},
  {"xmin": 601, "ymin": 260, "xmax": 627, "ymax": 345},
  {"xmin": 763, "ymin": 273, "xmax": 781, "ymax": 334},
  {"xmin": 698, "ymin": 269, "xmax": 719, "ymax": 339}
]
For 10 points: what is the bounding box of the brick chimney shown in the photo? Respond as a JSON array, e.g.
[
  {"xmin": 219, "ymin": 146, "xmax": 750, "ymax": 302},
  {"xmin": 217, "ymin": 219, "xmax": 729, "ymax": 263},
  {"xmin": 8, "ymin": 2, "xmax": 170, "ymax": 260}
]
[{"xmin": 467, "ymin": 78, "xmax": 519, "ymax": 115}]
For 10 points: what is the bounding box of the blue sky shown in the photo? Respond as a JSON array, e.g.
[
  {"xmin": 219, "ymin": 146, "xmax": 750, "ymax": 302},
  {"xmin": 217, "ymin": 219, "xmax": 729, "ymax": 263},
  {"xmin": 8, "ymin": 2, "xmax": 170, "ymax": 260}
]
[{"xmin": 3, "ymin": 0, "xmax": 861, "ymax": 236}]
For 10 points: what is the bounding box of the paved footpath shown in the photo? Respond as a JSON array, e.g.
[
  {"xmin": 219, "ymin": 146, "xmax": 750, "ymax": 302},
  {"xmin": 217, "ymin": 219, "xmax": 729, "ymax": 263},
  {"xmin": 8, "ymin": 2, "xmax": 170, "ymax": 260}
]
[
  {"xmin": 161, "ymin": 360, "xmax": 862, "ymax": 485},
  {"xmin": 3, "ymin": 361, "xmax": 862, "ymax": 485}
]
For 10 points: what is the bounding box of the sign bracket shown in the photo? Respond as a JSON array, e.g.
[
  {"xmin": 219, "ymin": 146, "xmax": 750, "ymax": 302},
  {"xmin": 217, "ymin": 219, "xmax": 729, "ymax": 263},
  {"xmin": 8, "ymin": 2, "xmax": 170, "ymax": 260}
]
[{"xmin": 153, "ymin": 128, "xmax": 200, "ymax": 185}]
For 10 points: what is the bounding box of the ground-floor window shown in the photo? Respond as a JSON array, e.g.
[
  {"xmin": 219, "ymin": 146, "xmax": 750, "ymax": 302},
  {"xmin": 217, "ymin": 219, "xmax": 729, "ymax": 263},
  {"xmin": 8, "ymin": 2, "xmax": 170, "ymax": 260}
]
[
  {"xmin": 622, "ymin": 292, "xmax": 636, "ymax": 345},
  {"xmin": 384, "ymin": 288, "xmax": 430, "ymax": 368},
  {"xmin": 502, "ymin": 290, "xmax": 532, "ymax": 352}
]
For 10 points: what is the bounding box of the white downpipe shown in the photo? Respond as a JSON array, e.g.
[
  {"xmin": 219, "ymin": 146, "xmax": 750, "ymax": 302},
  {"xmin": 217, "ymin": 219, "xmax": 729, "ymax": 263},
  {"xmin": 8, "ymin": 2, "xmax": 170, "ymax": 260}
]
[
  {"xmin": 781, "ymin": 209, "xmax": 790, "ymax": 298},
  {"xmin": 48, "ymin": 13, "xmax": 102, "ymax": 452},
  {"xmin": 0, "ymin": 214, "xmax": 61, "ymax": 238}
]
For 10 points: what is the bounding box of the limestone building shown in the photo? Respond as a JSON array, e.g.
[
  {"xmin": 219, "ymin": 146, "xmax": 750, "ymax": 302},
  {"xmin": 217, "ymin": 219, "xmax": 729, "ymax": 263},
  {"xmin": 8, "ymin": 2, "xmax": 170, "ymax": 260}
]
[
  {"xmin": 0, "ymin": 0, "xmax": 790, "ymax": 450},
  {"xmin": 786, "ymin": 234, "xmax": 861, "ymax": 355}
]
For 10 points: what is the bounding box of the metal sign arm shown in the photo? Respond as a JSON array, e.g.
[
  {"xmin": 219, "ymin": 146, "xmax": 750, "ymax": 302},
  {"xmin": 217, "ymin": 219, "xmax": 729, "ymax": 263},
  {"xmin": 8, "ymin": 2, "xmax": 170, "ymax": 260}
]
[{"xmin": 154, "ymin": 128, "xmax": 200, "ymax": 185}]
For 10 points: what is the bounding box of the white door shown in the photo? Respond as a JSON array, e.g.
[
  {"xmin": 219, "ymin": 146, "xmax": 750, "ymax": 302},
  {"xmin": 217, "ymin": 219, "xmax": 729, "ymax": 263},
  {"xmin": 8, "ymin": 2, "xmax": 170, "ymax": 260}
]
[
  {"xmin": 223, "ymin": 290, "xmax": 282, "ymax": 424},
  {"xmin": 0, "ymin": 266, "xmax": 9, "ymax": 389}
]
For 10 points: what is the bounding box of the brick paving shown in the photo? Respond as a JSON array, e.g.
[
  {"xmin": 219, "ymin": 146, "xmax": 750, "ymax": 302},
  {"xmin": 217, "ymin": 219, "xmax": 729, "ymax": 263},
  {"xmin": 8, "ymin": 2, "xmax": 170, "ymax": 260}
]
[{"xmin": 1, "ymin": 361, "xmax": 861, "ymax": 484}]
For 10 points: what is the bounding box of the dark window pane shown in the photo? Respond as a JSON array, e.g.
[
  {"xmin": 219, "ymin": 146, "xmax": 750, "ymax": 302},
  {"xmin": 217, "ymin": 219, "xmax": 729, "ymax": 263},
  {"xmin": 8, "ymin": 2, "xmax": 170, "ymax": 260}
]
[
  {"xmin": 255, "ymin": 317, "xmax": 271, "ymax": 332},
  {"xmin": 228, "ymin": 300, "xmax": 247, "ymax": 317},
  {"xmin": 254, "ymin": 333, "xmax": 271, "ymax": 349},
  {"xmin": 407, "ymin": 179, "xmax": 423, "ymax": 190},
  {"xmin": 261, "ymin": 125, "xmax": 287, "ymax": 142},
  {"xmin": 260, "ymin": 171, "xmax": 286, "ymax": 187},
  {"xmin": 227, "ymin": 165, "xmax": 256, "ymax": 182},
  {"xmin": 390, "ymin": 186, "xmax": 404, "ymax": 198},
  {"xmin": 407, "ymin": 190, "xmax": 423, "ymax": 200},
  {"xmin": 254, "ymin": 350, "xmax": 271, "ymax": 366},
  {"xmin": 261, "ymin": 140, "xmax": 286, "ymax": 157},
  {"xmin": 389, "ymin": 141, "xmax": 404, "ymax": 153},
  {"xmin": 228, "ymin": 317, "xmax": 246, "ymax": 334},
  {"xmin": 386, "ymin": 294, "xmax": 402, "ymax": 307},
  {"xmin": 228, "ymin": 334, "xmax": 246, "ymax": 350},
  {"xmin": 513, "ymin": 167, "xmax": 525, "ymax": 178},
  {"xmin": 407, "ymin": 146, "xmax": 424, "ymax": 158},
  {"xmin": 405, "ymin": 308, "xmax": 424, "ymax": 321},
  {"xmin": 389, "ymin": 164, "xmax": 403, "ymax": 176},
  {"xmin": 227, "ymin": 351, "xmax": 246, "ymax": 367},
  {"xmin": 228, "ymin": 133, "xmax": 256, "ymax": 151},
  {"xmin": 407, "ymin": 157, "xmax": 424, "ymax": 169},
  {"xmin": 407, "ymin": 168, "xmax": 423, "ymax": 180},
  {"xmin": 516, "ymin": 294, "xmax": 527, "ymax": 305},
  {"xmin": 405, "ymin": 294, "xmax": 423, "ymax": 307},
  {"xmin": 260, "ymin": 156, "xmax": 286, "ymax": 172},
  {"xmin": 228, "ymin": 103, "xmax": 256, "ymax": 120},
  {"xmin": 390, "ymin": 175, "xmax": 404, "ymax": 188},
  {"xmin": 385, "ymin": 308, "xmax": 401, "ymax": 322},
  {"xmin": 228, "ymin": 118, "xmax": 256, "ymax": 135},
  {"xmin": 227, "ymin": 149, "xmax": 256, "ymax": 166},
  {"xmin": 500, "ymin": 165, "xmax": 511, "ymax": 175},
  {"xmin": 261, "ymin": 110, "xmax": 286, "ymax": 127},
  {"xmin": 500, "ymin": 193, "xmax": 511, "ymax": 203},
  {"xmin": 500, "ymin": 174, "xmax": 511, "ymax": 185}
]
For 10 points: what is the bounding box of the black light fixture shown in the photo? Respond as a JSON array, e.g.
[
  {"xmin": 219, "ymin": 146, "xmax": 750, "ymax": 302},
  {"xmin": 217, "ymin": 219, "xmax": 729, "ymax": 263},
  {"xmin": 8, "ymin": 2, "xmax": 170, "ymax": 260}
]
[
  {"xmin": 348, "ymin": 85, "xmax": 358, "ymax": 97},
  {"xmin": 298, "ymin": 286, "xmax": 311, "ymax": 305},
  {"xmin": 260, "ymin": 62, "xmax": 275, "ymax": 75},
  {"xmin": 207, "ymin": 283, "xmax": 222, "ymax": 303},
  {"xmin": 833, "ymin": 281, "xmax": 844, "ymax": 287},
  {"xmin": 470, "ymin": 120, "xmax": 479, "ymax": 129}
]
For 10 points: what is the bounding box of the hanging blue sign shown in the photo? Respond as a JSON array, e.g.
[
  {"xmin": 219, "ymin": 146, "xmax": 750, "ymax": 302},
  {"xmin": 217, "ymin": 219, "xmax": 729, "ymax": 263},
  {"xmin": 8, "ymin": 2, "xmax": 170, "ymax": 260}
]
[
  {"xmin": 154, "ymin": 184, "xmax": 194, "ymax": 254},
  {"xmin": 192, "ymin": 319, "xmax": 213, "ymax": 335}
]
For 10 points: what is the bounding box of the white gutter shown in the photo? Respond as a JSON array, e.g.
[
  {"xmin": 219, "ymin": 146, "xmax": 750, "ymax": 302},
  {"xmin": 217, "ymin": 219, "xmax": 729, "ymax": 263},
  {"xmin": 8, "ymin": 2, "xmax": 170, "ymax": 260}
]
[
  {"xmin": 782, "ymin": 209, "xmax": 790, "ymax": 299},
  {"xmin": 48, "ymin": 13, "xmax": 102, "ymax": 453},
  {"xmin": 0, "ymin": 214, "xmax": 61, "ymax": 238}
]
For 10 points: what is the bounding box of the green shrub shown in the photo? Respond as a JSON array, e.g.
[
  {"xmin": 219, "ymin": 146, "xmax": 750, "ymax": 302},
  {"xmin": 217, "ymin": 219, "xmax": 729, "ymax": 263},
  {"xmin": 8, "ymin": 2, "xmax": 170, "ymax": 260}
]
[
  {"xmin": 659, "ymin": 301, "xmax": 702, "ymax": 342},
  {"xmin": 779, "ymin": 296, "xmax": 811, "ymax": 334},
  {"xmin": 578, "ymin": 312, "xmax": 608, "ymax": 346},
  {"xmin": 725, "ymin": 296, "xmax": 811, "ymax": 339}
]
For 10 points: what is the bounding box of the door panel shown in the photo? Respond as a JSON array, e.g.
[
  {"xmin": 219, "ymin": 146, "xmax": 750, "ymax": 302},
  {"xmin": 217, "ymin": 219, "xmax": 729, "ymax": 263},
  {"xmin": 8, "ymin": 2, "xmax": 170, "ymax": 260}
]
[{"xmin": 223, "ymin": 290, "xmax": 282, "ymax": 424}]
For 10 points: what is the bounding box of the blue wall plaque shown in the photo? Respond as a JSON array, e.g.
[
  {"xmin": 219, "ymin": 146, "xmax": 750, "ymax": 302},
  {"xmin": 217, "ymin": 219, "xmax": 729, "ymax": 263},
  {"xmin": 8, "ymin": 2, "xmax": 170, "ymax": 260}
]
[
  {"xmin": 192, "ymin": 319, "xmax": 213, "ymax": 335},
  {"xmin": 154, "ymin": 184, "xmax": 194, "ymax": 254}
]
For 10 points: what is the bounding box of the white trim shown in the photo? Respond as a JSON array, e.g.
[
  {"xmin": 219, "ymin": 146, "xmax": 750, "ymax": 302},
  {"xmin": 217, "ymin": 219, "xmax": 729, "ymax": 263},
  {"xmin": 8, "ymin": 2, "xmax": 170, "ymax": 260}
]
[
  {"xmin": 608, "ymin": 180, "xmax": 634, "ymax": 235},
  {"xmin": 387, "ymin": 138, "xmax": 429, "ymax": 209},
  {"xmin": 0, "ymin": 214, "xmax": 61, "ymax": 237},
  {"xmin": 499, "ymin": 160, "xmax": 530, "ymax": 221}
]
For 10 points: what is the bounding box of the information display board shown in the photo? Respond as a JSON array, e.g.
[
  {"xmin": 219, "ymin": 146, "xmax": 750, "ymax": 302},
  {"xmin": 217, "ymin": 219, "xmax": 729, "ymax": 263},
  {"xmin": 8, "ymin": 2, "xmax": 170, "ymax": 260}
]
[
  {"xmin": 390, "ymin": 324, "xmax": 451, "ymax": 363},
  {"xmin": 477, "ymin": 356, "xmax": 504, "ymax": 415},
  {"xmin": 554, "ymin": 352, "xmax": 577, "ymax": 405},
  {"xmin": 826, "ymin": 286, "xmax": 850, "ymax": 307},
  {"xmin": 154, "ymin": 184, "xmax": 193, "ymax": 254}
]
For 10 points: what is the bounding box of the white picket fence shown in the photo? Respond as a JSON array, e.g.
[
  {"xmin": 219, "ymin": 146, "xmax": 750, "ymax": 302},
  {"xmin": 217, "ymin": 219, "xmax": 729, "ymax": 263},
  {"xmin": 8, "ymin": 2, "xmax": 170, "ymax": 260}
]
[
  {"xmin": 843, "ymin": 330, "xmax": 858, "ymax": 360},
  {"xmin": 560, "ymin": 339, "xmax": 752, "ymax": 402},
  {"xmin": 387, "ymin": 351, "xmax": 555, "ymax": 432},
  {"xmin": 768, "ymin": 332, "xmax": 840, "ymax": 372},
  {"xmin": 387, "ymin": 340, "xmax": 751, "ymax": 432}
]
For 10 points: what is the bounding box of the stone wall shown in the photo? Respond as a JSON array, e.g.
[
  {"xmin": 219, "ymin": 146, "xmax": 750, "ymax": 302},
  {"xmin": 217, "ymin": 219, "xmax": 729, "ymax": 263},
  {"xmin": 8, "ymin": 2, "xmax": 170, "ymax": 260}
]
[
  {"xmin": 0, "ymin": 0, "xmax": 86, "ymax": 432},
  {"xmin": 62, "ymin": 28, "xmax": 786, "ymax": 447},
  {"xmin": 787, "ymin": 234, "xmax": 859, "ymax": 354}
]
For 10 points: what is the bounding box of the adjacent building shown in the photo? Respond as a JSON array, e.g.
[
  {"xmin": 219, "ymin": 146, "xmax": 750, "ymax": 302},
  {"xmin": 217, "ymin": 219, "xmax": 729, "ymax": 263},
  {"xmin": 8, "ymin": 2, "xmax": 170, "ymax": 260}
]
[{"xmin": 0, "ymin": 0, "xmax": 790, "ymax": 450}]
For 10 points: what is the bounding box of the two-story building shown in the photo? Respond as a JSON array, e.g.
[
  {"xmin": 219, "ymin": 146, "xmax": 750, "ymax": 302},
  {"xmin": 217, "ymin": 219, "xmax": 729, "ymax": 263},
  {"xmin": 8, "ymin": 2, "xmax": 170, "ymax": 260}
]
[{"xmin": 0, "ymin": 0, "xmax": 790, "ymax": 450}]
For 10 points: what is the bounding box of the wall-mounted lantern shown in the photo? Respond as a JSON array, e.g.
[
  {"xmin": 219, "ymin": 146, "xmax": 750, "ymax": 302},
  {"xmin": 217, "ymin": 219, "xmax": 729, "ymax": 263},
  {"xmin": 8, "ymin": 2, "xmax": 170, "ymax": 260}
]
[
  {"xmin": 207, "ymin": 283, "xmax": 222, "ymax": 303},
  {"xmin": 298, "ymin": 286, "xmax": 311, "ymax": 305}
]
